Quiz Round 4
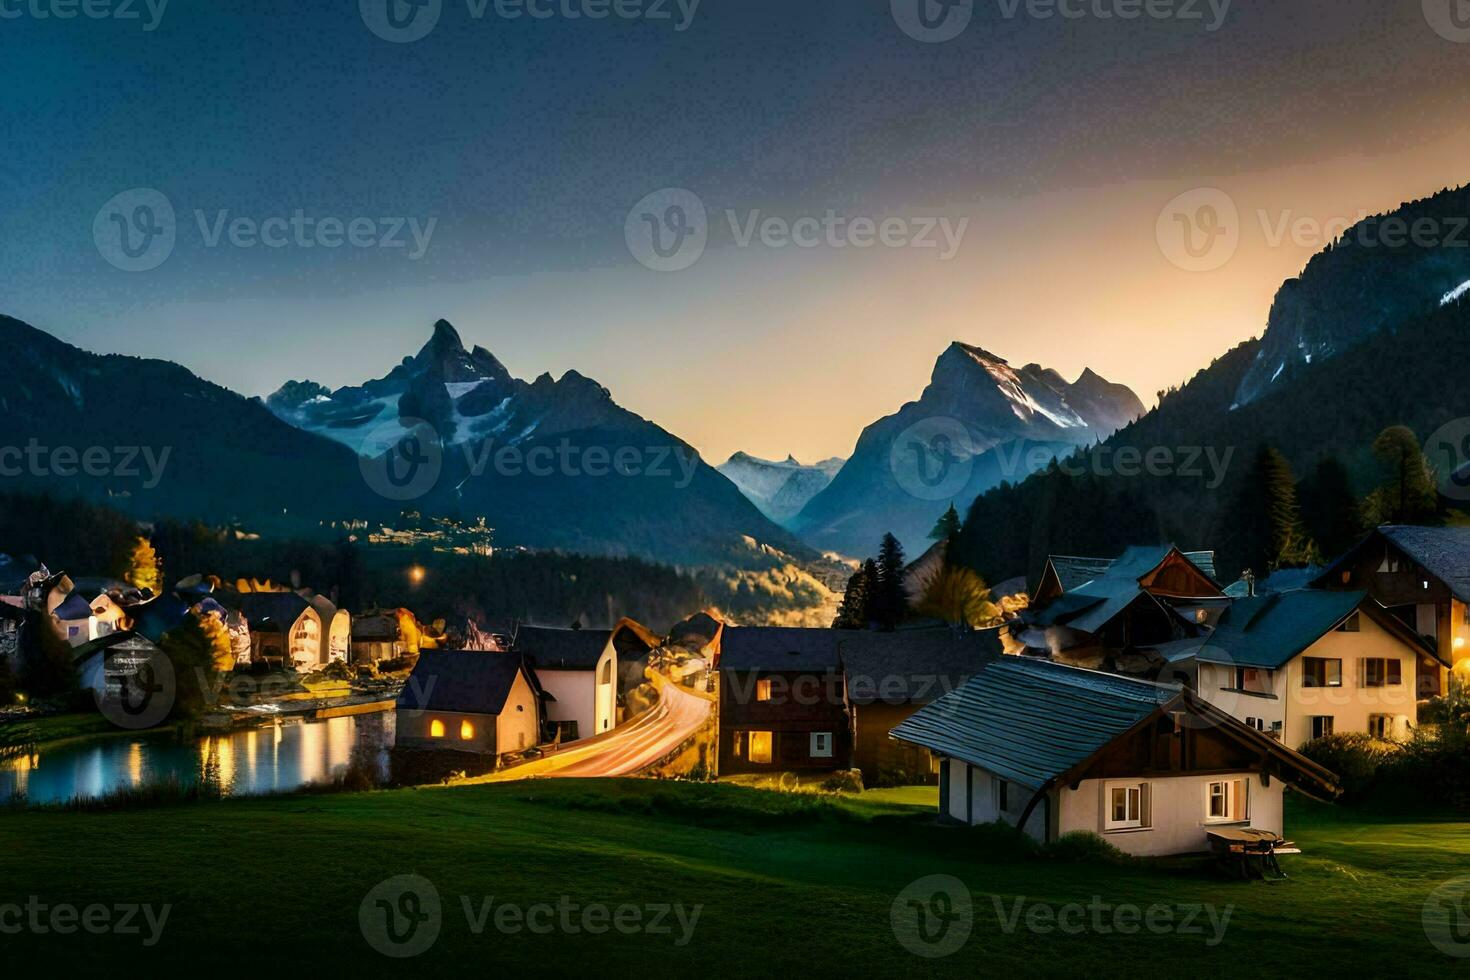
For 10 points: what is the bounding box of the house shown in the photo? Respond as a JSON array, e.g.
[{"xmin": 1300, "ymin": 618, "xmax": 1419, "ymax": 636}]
[
  {"xmin": 395, "ymin": 651, "xmax": 548, "ymax": 758},
  {"xmin": 237, "ymin": 592, "xmax": 322, "ymax": 670},
  {"xmin": 1314, "ymin": 525, "xmax": 1470, "ymax": 694},
  {"xmin": 1186, "ymin": 590, "xmax": 1442, "ymax": 746},
  {"xmin": 0, "ymin": 598, "xmax": 22, "ymax": 669},
  {"xmin": 304, "ymin": 593, "xmax": 350, "ymax": 664},
  {"xmin": 351, "ymin": 607, "xmax": 406, "ymax": 664},
  {"xmin": 891, "ymin": 657, "xmax": 1339, "ymax": 857},
  {"xmin": 839, "ymin": 626, "xmax": 1002, "ymax": 785},
  {"xmin": 716, "ymin": 626, "xmax": 853, "ymax": 775},
  {"xmin": 1021, "ymin": 546, "xmax": 1227, "ymax": 661},
  {"xmin": 511, "ymin": 619, "xmax": 659, "ymax": 742}
]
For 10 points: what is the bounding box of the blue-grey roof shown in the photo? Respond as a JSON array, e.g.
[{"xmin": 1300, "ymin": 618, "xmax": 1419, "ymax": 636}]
[
  {"xmin": 396, "ymin": 651, "xmax": 535, "ymax": 715},
  {"xmin": 1194, "ymin": 590, "xmax": 1367, "ymax": 669},
  {"xmin": 1379, "ymin": 526, "xmax": 1470, "ymax": 602},
  {"xmin": 52, "ymin": 593, "xmax": 94, "ymax": 620},
  {"xmin": 839, "ymin": 627, "xmax": 1002, "ymax": 704},
  {"xmin": 891, "ymin": 657, "xmax": 1177, "ymax": 790},
  {"xmin": 1035, "ymin": 546, "xmax": 1219, "ymax": 635},
  {"xmin": 719, "ymin": 627, "xmax": 843, "ymax": 672},
  {"xmin": 513, "ymin": 625, "xmax": 613, "ymax": 670}
]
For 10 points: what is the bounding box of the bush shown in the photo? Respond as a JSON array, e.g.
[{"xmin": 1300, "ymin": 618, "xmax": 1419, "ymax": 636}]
[
  {"xmin": 1042, "ymin": 831, "xmax": 1131, "ymax": 866},
  {"xmin": 1298, "ymin": 732, "xmax": 1402, "ymax": 802},
  {"xmin": 820, "ymin": 769, "xmax": 865, "ymax": 794}
]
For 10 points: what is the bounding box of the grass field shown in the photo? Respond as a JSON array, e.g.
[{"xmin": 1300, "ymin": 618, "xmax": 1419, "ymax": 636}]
[{"xmin": 0, "ymin": 779, "xmax": 1463, "ymax": 976}]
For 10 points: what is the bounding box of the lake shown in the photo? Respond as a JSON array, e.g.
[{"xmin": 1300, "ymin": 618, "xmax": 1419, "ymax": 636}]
[{"xmin": 0, "ymin": 712, "xmax": 396, "ymax": 805}]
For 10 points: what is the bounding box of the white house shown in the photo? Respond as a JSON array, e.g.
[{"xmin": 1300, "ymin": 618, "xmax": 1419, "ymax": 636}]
[
  {"xmin": 1187, "ymin": 590, "xmax": 1443, "ymax": 747},
  {"xmin": 237, "ymin": 592, "xmax": 323, "ymax": 670},
  {"xmin": 304, "ymin": 593, "xmax": 351, "ymax": 664},
  {"xmin": 891, "ymin": 658, "xmax": 1339, "ymax": 858},
  {"xmin": 511, "ymin": 619, "xmax": 658, "ymax": 742}
]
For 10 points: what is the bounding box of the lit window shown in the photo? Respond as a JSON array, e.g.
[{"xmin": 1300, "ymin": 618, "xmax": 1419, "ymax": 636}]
[
  {"xmin": 1104, "ymin": 781, "xmax": 1149, "ymax": 831},
  {"xmin": 1361, "ymin": 658, "xmax": 1402, "ymax": 687},
  {"xmin": 748, "ymin": 731, "xmax": 772, "ymax": 764},
  {"xmin": 429, "ymin": 719, "xmax": 445, "ymax": 738},
  {"xmin": 459, "ymin": 720, "xmax": 475, "ymax": 740},
  {"xmin": 1302, "ymin": 657, "xmax": 1342, "ymax": 688},
  {"xmin": 732, "ymin": 731, "xmax": 745, "ymax": 759},
  {"xmin": 1205, "ymin": 778, "xmax": 1249, "ymax": 823},
  {"xmin": 810, "ymin": 732, "xmax": 832, "ymax": 758},
  {"xmin": 755, "ymin": 679, "xmax": 773, "ymax": 702}
]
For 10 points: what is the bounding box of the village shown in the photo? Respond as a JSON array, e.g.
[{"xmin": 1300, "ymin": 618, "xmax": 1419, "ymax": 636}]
[{"xmin": 2, "ymin": 523, "xmax": 1467, "ymax": 872}]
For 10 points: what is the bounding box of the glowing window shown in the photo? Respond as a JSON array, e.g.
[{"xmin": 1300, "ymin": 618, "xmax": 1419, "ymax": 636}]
[
  {"xmin": 748, "ymin": 731, "xmax": 772, "ymax": 764},
  {"xmin": 755, "ymin": 679, "xmax": 772, "ymax": 702},
  {"xmin": 460, "ymin": 720, "xmax": 475, "ymax": 740},
  {"xmin": 429, "ymin": 719, "xmax": 445, "ymax": 738}
]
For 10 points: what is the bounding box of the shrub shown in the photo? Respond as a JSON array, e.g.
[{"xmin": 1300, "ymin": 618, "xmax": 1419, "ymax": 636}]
[
  {"xmin": 1298, "ymin": 732, "xmax": 1402, "ymax": 802},
  {"xmin": 1043, "ymin": 831, "xmax": 1131, "ymax": 865},
  {"xmin": 820, "ymin": 769, "xmax": 865, "ymax": 794}
]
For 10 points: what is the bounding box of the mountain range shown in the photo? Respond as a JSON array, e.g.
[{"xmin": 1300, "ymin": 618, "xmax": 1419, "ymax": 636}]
[
  {"xmin": 787, "ymin": 344, "xmax": 1144, "ymax": 557},
  {"xmin": 716, "ymin": 453, "xmax": 845, "ymax": 526}
]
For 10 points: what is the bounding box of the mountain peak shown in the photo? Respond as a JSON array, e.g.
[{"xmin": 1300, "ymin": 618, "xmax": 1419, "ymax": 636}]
[{"xmin": 416, "ymin": 319, "xmax": 466, "ymax": 362}]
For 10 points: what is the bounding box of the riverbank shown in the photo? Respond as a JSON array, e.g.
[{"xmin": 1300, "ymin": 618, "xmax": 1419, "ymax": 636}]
[{"xmin": 0, "ymin": 780, "xmax": 1460, "ymax": 974}]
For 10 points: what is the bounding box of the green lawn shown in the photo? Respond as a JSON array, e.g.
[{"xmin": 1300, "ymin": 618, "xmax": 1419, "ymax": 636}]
[{"xmin": 0, "ymin": 780, "xmax": 1462, "ymax": 976}]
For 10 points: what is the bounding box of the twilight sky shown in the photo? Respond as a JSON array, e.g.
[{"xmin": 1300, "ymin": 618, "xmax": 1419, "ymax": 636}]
[{"xmin": 4, "ymin": 0, "xmax": 1470, "ymax": 463}]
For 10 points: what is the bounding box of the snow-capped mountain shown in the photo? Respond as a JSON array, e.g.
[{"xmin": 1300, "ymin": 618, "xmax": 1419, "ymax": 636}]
[
  {"xmin": 790, "ymin": 343, "xmax": 1143, "ymax": 557},
  {"xmin": 717, "ymin": 452, "xmax": 845, "ymax": 527}
]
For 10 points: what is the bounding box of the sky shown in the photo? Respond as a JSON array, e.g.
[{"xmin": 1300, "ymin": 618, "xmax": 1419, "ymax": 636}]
[{"xmin": 4, "ymin": 0, "xmax": 1470, "ymax": 464}]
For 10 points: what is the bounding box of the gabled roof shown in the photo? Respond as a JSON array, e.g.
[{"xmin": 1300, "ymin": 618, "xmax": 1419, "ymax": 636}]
[
  {"xmin": 512, "ymin": 619, "xmax": 658, "ymax": 671},
  {"xmin": 840, "ymin": 627, "xmax": 1003, "ymax": 704},
  {"xmin": 718, "ymin": 627, "xmax": 843, "ymax": 672},
  {"xmin": 891, "ymin": 657, "xmax": 1340, "ymax": 798},
  {"xmin": 1196, "ymin": 589, "xmax": 1435, "ymax": 669},
  {"xmin": 236, "ymin": 592, "xmax": 312, "ymax": 631},
  {"xmin": 396, "ymin": 651, "xmax": 538, "ymax": 715},
  {"xmin": 1033, "ymin": 546, "xmax": 1221, "ymax": 636},
  {"xmin": 891, "ymin": 658, "xmax": 1176, "ymax": 789},
  {"xmin": 1323, "ymin": 525, "xmax": 1470, "ymax": 603},
  {"xmin": 52, "ymin": 593, "xmax": 95, "ymax": 621}
]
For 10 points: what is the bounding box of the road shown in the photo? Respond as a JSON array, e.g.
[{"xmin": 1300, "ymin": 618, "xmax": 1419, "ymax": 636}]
[{"xmin": 476, "ymin": 672, "xmax": 713, "ymax": 782}]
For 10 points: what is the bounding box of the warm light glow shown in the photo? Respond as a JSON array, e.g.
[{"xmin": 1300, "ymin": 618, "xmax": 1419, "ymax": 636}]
[
  {"xmin": 1455, "ymin": 637, "xmax": 1465, "ymax": 650},
  {"xmin": 748, "ymin": 731, "xmax": 772, "ymax": 764},
  {"xmin": 409, "ymin": 566, "xmax": 426, "ymax": 585},
  {"xmin": 459, "ymin": 720, "xmax": 475, "ymax": 740},
  {"xmin": 430, "ymin": 719, "xmax": 445, "ymax": 738}
]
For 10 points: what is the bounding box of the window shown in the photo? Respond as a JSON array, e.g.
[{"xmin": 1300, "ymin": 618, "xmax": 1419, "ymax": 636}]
[
  {"xmin": 68, "ymin": 626, "xmax": 80, "ymax": 638},
  {"xmin": 429, "ymin": 719, "xmax": 446, "ymax": 738},
  {"xmin": 748, "ymin": 731, "xmax": 772, "ymax": 764},
  {"xmin": 1245, "ymin": 716, "xmax": 1266, "ymax": 732},
  {"xmin": 1368, "ymin": 714, "xmax": 1393, "ymax": 739},
  {"xmin": 755, "ymin": 679, "xmax": 773, "ymax": 702},
  {"xmin": 1336, "ymin": 612, "xmax": 1361, "ymax": 632},
  {"xmin": 993, "ymin": 777, "xmax": 1009, "ymax": 813},
  {"xmin": 810, "ymin": 732, "xmax": 833, "ymax": 758},
  {"xmin": 1205, "ymin": 778, "xmax": 1249, "ymax": 823},
  {"xmin": 459, "ymin": 720, "xmax": 475, "ymax": 740},
  {"xmin": 731, "ymin": 730, "xmax": 745, "ymax": 759},
  {"xmin": 1104, "ymin": 782, "xmax": 1149, "ymax": 831},
  {"xmin": 1361, "ymin": 658, "xmax": 1403, "ymax": 687},
  {"xmin": 599, "ymin": 659, "xmax": 613, "ymax": 685},
  {"xmin": 1310, "ymin": 715, "xmax": 1334, "ymax": 740},
  {"xmin": 1234, "ymin": 668, "xmax": 1271, "ymax": 694},
  {"xmin": 1302, "ymin": 657, "xmax": 1342, "ymax": 688}
]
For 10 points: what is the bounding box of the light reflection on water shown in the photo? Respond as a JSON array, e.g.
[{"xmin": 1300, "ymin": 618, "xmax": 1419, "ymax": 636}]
[{"xmin": 0, "ymin": 712, "xmax": 395, "ymax": 804}]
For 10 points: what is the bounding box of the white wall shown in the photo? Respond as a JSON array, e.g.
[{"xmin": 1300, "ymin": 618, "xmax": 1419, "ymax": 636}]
[
  {"xmin": 1057, "ymin": 772, "xmax": 1285, "ymax": 858},
  {"xmin": 944, "ymin": 760, "xmax": 1046, "ymax": 840},
  {"xmin": 538, "ymin": 669, "xmax": 595, "ymax": 741},
  {"xmin": 594, "ymin": 646, "xmax": 617, "ymax": 734}
]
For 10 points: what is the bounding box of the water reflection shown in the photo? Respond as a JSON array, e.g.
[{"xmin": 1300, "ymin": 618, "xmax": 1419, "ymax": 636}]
[{"xmin": 0, "ymin": 712, "xmax": 394, "ymax": 805}]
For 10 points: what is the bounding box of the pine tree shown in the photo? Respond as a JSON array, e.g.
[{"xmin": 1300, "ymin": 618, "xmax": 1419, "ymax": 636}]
[
  {"xmin": 1363, "ymin": 426, "xmax": 1440, "ymax": 526},
  {"xmin": 832, "ymin": 560, "xmax": 877, "ymax": 630},
  {"xmin": 873, "ymin": 534, "xmax": 908, "ymax": 630},
  {"xmin": 1262, "ymin": 448, "xmax": 1317, "ymax": 569},
  {"xmin": 929, "ymin": 504, "xmax": 962, "ymax": 543},
  {"xmin": 1301, "ymin": 455, "xmax": 1362, "ymax": 562}
]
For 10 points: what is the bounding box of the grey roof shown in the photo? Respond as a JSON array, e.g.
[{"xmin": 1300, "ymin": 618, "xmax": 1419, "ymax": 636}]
[
  {"xmin": 1194, "ymin": 590, "xmax": 1367, "ymax": 670},
  {"xmin": 1047, "ymin": 547, "xmax": 1217, "ymax": 594},
  {"xmin": 840, "ymin": 627, "xmax": 1002, "ymax": 704},
  {"xmin": 891, "ymin": 658, "xmax": 1176, "ymax": 790},
  {"xmin": 236, "ymin": 592, "xmax": 312, "ymax": 631},
  {"xmin": 396, "ymin": 651, "xmax": 535, "ymax": 715},
  {"xmin": 718, "ymin": 627, "xmax": 843, "ymax": 672},
  {"xmin": 1379, "ymin": 526, "xmax": 1470, "ymax": 602},
  {"xmin": 513, "ymin": 625, "xmax": 613, "ymax": 671},
  {"xmin": 1035, "ymin": 546, "xmax": 1220, "ymax": 635}
]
